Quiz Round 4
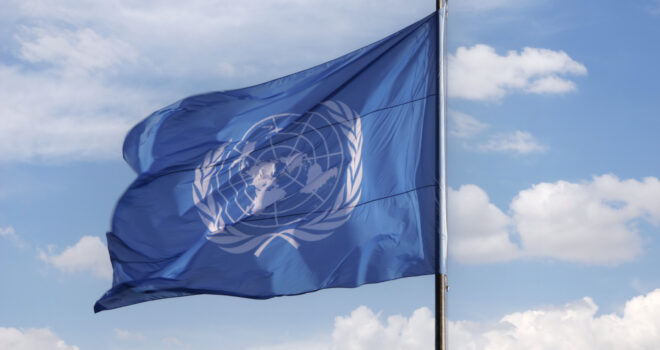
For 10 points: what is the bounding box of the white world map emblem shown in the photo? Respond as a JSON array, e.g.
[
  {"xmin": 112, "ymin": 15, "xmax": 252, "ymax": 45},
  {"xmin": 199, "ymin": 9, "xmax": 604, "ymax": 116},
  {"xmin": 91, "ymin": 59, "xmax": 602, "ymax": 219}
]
[{"xmin": 192, "ymin": 101, "xmax": 363, "ymax": 257}]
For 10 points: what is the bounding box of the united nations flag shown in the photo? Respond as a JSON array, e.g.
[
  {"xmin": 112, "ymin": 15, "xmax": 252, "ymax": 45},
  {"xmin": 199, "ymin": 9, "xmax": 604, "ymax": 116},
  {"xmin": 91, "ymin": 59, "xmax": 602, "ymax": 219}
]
[{"xmin": 95, "ymin": 12, "xmax": 441, "ymax": 312}]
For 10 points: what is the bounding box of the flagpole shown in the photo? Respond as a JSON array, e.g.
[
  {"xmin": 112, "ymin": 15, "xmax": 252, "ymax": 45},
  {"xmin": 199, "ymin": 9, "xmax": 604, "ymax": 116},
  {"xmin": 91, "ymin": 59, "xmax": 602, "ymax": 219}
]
[{"xmin": 436, "ymin": 0, "xmax": 448, "ymax": 350}]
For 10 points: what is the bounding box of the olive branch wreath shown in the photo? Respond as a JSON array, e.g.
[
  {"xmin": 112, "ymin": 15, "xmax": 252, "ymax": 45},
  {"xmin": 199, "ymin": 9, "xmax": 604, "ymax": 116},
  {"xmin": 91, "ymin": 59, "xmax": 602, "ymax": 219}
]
[{"xmin": 192, "ymin": 100, "xmax": 363, "ymax": 257}]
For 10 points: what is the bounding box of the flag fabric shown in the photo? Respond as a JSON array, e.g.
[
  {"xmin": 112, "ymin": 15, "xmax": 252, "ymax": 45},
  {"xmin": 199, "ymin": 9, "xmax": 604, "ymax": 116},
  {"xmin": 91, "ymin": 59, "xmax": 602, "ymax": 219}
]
[{"xmin": 95, "ymin": 12, "xmax": 440, "ymax": 312}]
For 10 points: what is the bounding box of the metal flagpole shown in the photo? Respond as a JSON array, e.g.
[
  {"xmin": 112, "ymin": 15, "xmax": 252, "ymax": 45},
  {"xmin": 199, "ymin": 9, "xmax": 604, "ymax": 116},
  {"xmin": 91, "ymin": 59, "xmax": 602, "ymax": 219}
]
[{"xmin": 436, "ymin": 0, "xmax": 448, "ymax": 350}]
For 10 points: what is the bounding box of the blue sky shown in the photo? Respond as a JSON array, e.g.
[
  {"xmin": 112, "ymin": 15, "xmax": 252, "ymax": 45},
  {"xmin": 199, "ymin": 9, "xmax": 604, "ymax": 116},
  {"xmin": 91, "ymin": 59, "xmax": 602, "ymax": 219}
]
[{"xmin": 1, "ymin": 0, "xmax": 660, "ymax": 349}]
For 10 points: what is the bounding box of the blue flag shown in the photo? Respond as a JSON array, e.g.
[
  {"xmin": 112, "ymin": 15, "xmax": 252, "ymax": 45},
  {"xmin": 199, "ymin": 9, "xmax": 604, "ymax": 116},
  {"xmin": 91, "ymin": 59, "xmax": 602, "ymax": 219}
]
[{"xmin": 95, "ymin": 12, "xmax": 440, "ymax": 312}]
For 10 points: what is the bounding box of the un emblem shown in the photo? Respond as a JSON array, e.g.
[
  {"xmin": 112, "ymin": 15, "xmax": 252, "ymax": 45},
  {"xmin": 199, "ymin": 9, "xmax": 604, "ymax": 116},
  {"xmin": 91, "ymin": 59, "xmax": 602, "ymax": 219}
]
[{"xmin": 192, "ymin": 101, "xmax": 363, "ymax": 256}]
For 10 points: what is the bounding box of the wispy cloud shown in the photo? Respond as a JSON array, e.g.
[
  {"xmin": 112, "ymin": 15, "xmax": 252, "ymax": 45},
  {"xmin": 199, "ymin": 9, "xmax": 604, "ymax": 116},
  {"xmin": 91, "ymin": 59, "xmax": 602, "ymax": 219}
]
[
  {"xmin": 16, "ymin": 26, "xmax": 138, "ymax": 74},
  {"xmin": 162, "ymin": 336, "xmax": 187, "ymax": 348},
  {"xmin": 448, "ymin": 110, "xmax": 489, "ymax": 139},
  {"xmin": 453, "ymin": 0, "xmax": 543, "ymax": 13},
  {"xmin": 448, "ymin": 111, "xmax": 547, "ymax": 155},
  {"xmin": 114, "ymin": 328, "xmax": 145, "ymax": 341},
  {"xmin": 478, "ymin": 130, "xmax": 547, "ymax": 154},
  {"xmin": 39, "ymin": 236, "xmax": 112, "ymax": 279},
  {"xmin": 648, "ymin": 0, "xmax": 660, "ymax": 15},
  {"xmin": 450, "ymin": 44, "xmax": 586, "ymax": 101},
  {"xmin": 0, "ymin": 61, "xmax": 157, "ymax": 162},
  {"xmin": 0, "ymin": 226, "xmax": 17, "ymax": 239},
  {"xmin": 0, "ymin": 226, "xmax": 25, "ymax": 247}
]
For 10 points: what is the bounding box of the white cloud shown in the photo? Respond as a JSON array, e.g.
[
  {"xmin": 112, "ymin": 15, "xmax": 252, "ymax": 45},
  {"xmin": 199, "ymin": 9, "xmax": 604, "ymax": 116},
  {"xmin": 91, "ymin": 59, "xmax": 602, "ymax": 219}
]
[
  {"xmin": 527, "ymin": 75, "xmax": 577, "ymax": 94},
  {"xmin": 1, "ymin": 0, "xmax": 432, "ymax": 163},
  {"xmin": 448, "ymin": 112, "xmax": 544, "ymax": 156},
  {"xmin": 0, "ymin": 327, "xmax": 79, "ymax": 350},
  {"xmin": 449, "ymin": 44, "xmax": 586, "ymax": 101},
  {"xmin": 0, "ymin": 226, "xmax": 25, "ymax": 247},
  {"xmin": 448, "ymin": 110, "xmax": 489, "ymax": 139},
  {"xmin": 631, "ymin": 276, "xmax": 656, "ymax": 294},
  {"xmin": 161, "ymin": 336, "xmax": 186, "ymax": 348},
  {"xmin": 449, "ymin": 289, "xmax": 660, "ymax": 349},
  {"xmin": 648, "ymin": 0, "xmax": 660, "ymax": 15},
  {"xmin": 453, "ymin": 0, "xmax": 541, "ymax": 12},
  {"xmin": 252, "ymin": 306, "xmax": 433, "ymax": 350},
  {"xmin": 449, "ymin": 185, "xmax": 520, "ymax": 263},
  {"xmin": 0, "ymin": 226, "xmax": 17, "ymax": 238},
  {"xmin": 39, "ymin": 236, "xmax": 112, "ymax": 279},
  {"xmin": 114, "ymin": 328, "xmax": 145, "ymax": 341},
  {"xmin": 331, "ymin": 306, "xmax": 434, "ymax": 350},
  {"xmin": 478, "ymin": 130, "xmax": 547, "ymax": 154},
  {"xmin": 249, "ymin": 339, "xmax": 329, "ymax": 350},
  {"xmin": 0, "ymin": 4, "xmax": 158, "ymax": 162},
  {"xmin": 0, "ymin": 63, "xmax": 157, "ymax": 162},
  {"xmin": 1, "ymin": 1, "xmax": 583, "ymax": 162},
  {"xmin": 449, "ymin": 175, "xmax": 660, "ymax": 265},
  {"xmin": 16, "ymin": 26, "xmax": 137, "ymax": 74},
  {"xmin": 511, "ymin": 174, "xmax": 660, "ymax": 264},
  {"xmin": 255, "ymin": 289, "xmax": 660, "ymax": 350}
]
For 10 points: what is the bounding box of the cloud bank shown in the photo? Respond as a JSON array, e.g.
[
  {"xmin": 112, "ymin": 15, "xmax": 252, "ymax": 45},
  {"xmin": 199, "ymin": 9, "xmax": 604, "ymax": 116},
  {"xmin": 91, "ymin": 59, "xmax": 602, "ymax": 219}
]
[
  {"xmin": 254, "ymin": 289, "xmax": 660, "ymax": 350},
  {"xmin": 450, "ymin": 289, "xmax": 660, "ymax": 349}
]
